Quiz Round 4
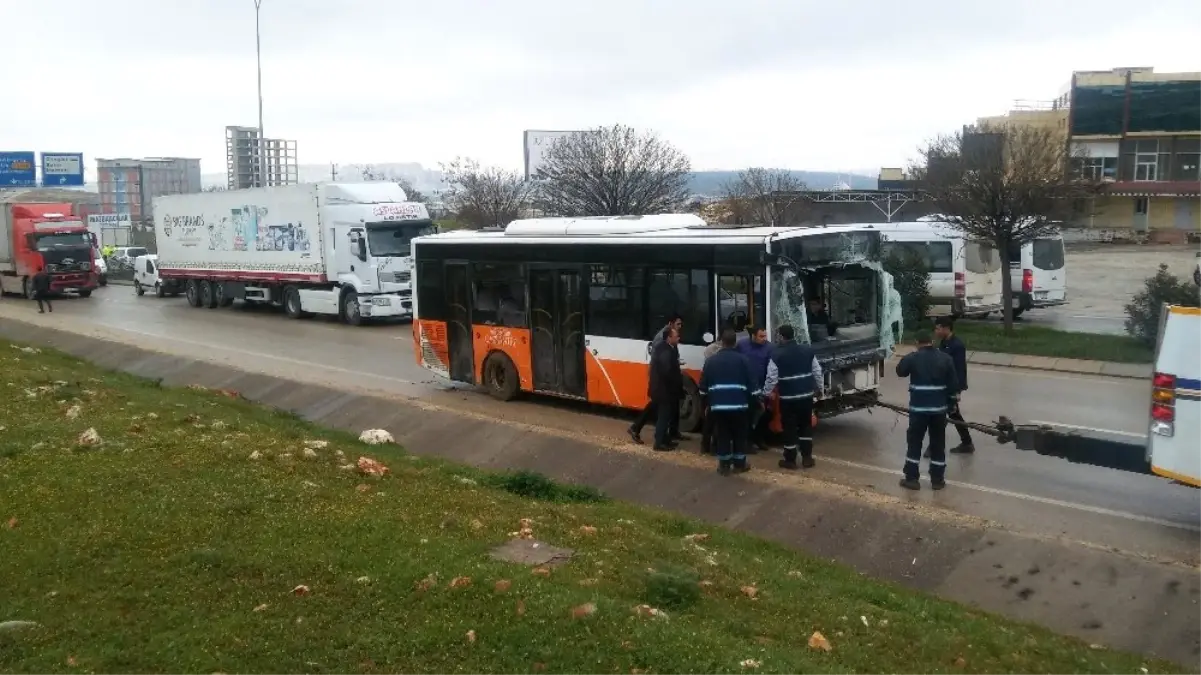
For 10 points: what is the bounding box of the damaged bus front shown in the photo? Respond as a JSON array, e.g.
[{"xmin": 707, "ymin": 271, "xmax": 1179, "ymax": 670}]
[{"xmin": 767, "ymin": 228, "xmax": 903, "ymax": 419}]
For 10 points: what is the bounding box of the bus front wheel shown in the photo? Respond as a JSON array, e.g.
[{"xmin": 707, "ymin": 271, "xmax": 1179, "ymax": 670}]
[
  {"xmin": 483, "ymin": 352, "xmax": 520, "ymax": 401},
  {"xmin": 679, "ymin": 377, "xmax": 704, "ymax": 433}
]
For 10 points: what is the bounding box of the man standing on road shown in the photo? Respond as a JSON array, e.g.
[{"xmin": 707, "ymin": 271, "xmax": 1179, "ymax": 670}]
[
  {"xmin": 895, "ymin": 331, "xmax": 959, "ymax": 491},
  {"xmin": 643, "ymin": 326, "xmax": 683, "ymax": 451},
  {"xmin": 737, "ymin": 325, "xmax": 774, "ymax": 451},
  {"xmin": 762, "ymin": 325, "xmax": 822, "ymax": 469},
  {"xmin": 629, "ymin": 315, "xmax": 686, "ymax": 444},
  {"xmin": 32, "ymin": 267, "xmax": 53, "ymax": 314},
  {"xmin": 935, "ymin": 316, "xmax": 974, "ymax": 454},
  {"xmin": 700, "ymin": 329, "xmax": 755, "ymax": 475}
]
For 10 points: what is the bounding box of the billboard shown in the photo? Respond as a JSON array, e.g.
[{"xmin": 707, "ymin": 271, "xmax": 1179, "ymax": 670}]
[
  {"xmin": 41, "ymin": 152, "xmax": 85, "ymax": 186},
  {"xmin": 0, "ymin": 151, "xmax": 37, "ymax": 187},
  {"xmin": 523, "ymin": 130, "xmax": 588, "ymax": 180}
]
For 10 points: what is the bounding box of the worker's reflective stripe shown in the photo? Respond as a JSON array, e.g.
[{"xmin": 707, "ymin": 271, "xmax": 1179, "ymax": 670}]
[
  {"xmin": 910, "ymin": 385, "xmax": 946, "ymax": 391},
  {"xmin": 709, "ymin": 384, "xmax": 747, "ymax": 391},
  {"xmin": 779, "ymin": 393, "xmax": 813, "ymax": 400},
  {"xmin": 783, "ymin": 445, "xmax": 798, "ymax": 450},
  {"xmin": 797, "ymin": 436, "xmax": 812, "ymax": 441},
  {"xmin": 905, "ymin": 457, "xmax": 920, "ymax": 464},
  {"xmin": 910, "ymin": 406, "xmax": 947, "ymax": 414},
  {"xmin": 750, "ymin": 389, "xmax": 763, "ymax": 396},
  {"xmin": 929, "ymin": 460, "xmax": 947, "ymax": 467},
  {"xmin": 710, "ymin": 403, "xmax": 749, "ymax": 411},
  {"xmin": 779, "ymin": 373, "xmax": 812, "ymax": 381}
]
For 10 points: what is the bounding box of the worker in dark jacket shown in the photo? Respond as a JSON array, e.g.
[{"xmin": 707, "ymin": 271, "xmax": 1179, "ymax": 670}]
[
  {"xmin": 643, "ymin": 326, "xmax": 684, "ymax": 451},
  {"xmin": 762, "ymin": 324, "xmax": 823, "ymax": 469},
  {"xmin": 737, "ymin": 325, "xmax": 774, "ymax": 450},
  {"xmin": 32, "ymin": 267, "xmax": 53, "ymax": 313},
  {"xmin": 935, "ymin": 316, "xmax": 974, "ymax": 453},
  {"xmin": 895, "ymin": 331, "xmax": 960, "ymax": 490},
  {"xmin": 699, "ymin": 328, "xmax": 756, "ymax": 475},
  {"xmin": 629, "ymin": 315, "xmax": 686, "ymax": 444}
]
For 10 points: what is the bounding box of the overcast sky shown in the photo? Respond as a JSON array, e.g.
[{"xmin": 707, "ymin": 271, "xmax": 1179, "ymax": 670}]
[{"xmin": 5, "ymin": 0, "xmax": 1199, "ymax": 177}]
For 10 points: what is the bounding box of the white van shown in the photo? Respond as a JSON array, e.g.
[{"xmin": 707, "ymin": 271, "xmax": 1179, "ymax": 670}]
[
  {"xmin": 132, "ymin": 254, "xmax": 178, "ymax": 298},
  {"xmin": 1006, "ymin": 234, "xmax": 1067, "ymax": 317},
  {"xmin": 877, "ymin": 221, "xmax": 1004, "ymax": 318}
]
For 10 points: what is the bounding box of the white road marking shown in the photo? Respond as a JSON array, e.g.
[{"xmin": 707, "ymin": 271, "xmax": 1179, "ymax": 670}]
[
  {"xmin": 818, "ymin": 455, "xmax": 1200, "ymax": 533},
  {"xmin": 972, "ymin": 366, "xmax": 1144, "ymax": 386},
  {"xmin": 1028, "ymin": 420, "xmax": 1147, "ymax": 439}
]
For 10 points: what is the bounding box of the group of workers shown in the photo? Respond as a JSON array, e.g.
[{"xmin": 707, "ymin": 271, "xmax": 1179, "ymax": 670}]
[{"xmin": 628, "ymin": 312, "xmax": 973, "ymax": 487}]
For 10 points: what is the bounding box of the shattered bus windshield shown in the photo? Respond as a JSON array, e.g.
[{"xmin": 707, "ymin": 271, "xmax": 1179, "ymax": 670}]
[{"xmin": 770, "ymin": 265, "xmax": 880, "ymax": 345}]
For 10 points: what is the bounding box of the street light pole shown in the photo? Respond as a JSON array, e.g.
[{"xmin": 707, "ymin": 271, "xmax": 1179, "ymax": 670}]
[{"xmin": 254, "ymin": 0, "xmax": 265, "ymax": 187}]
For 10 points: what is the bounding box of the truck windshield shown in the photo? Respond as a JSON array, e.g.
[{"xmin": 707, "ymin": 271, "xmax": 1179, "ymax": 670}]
[
  {"xmin": 365, "ymin": 220, "xmax": 437, "ymax": 257},
  {"xmin": 35, "ymin": 233, "xmax": 91, "ymax": 250}
]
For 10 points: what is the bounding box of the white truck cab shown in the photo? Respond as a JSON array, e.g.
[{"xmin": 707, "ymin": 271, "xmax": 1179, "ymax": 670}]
[{"xmin": 1147, "ymin": 304, "xmax": 1201, "ymax": 487}]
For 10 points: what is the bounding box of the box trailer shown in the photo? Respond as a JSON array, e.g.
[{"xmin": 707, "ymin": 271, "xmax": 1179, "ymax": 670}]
[{"xmin": 153, "ymin": 182, "xmax": 435, "ymax": 324}]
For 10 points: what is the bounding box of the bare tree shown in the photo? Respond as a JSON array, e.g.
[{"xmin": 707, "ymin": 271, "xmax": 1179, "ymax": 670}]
[
  {"xmin": 913, "ymin": 124, "xmax": 1100, "ymax": 331},
  {"xmin": 360, "ymin": 165, "xmax": 428, "ymax": 203},
  {"xmin": 440, "ymin": 157, "xmax": 533, "ymax": 229},
  {"xmin": 535, "ymin": 124, "xmax": 691, "ymax": 216},
  {"xmin": 721, "ymin": 167, "xmax": 808, "ymax": 226}
]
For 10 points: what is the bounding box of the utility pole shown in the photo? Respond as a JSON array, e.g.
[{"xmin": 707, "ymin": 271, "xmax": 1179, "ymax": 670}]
[
  {"xmin": 330, "ymin": 163, "xmax": 338, "ymax": 181},
  {"xmin": 254, "ymin": 0, "xmax": 265, "ymax": 188}
]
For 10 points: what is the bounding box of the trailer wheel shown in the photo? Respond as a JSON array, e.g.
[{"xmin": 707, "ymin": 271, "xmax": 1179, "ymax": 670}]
[
  {"xmin": 200, "ymin": 280, "xmax": 218, "ymax": 308},
  {"xmin": 185, "ymin": 279, "xmax": 202, "ymax": 307},
  {"xmin": 283, "ymin": 285, "xmax": 305, "ymax": 319},
  {"xmin": 679, "ymin": 377, "xmax": 704, "ymax": 433},
  {"xmin": 214, "ymin": 282, "xmax": 233, "ymax": 307},
  {"xmin": 342, "ymin": 290, "xmax": 363, "ymax": 326},
  {"xmin": 98, "ymin": 275, "xmax": 107, "ymax": 287},
  {"xmin": 134, "ymin": 280, "xmax": 145, "ymax": 296},
  {"xmin": 483, "ymin": 352, "xmax": 520, "ymax": 401},
  {"xmin": 77, "ymin": 289, "xmax": 92, "ymax": 298}
]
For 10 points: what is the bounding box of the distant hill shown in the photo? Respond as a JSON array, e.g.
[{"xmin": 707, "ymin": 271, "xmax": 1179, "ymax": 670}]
[{"xmin": 201, "ymin": 164, "xmax": 878, "ymax": 195}]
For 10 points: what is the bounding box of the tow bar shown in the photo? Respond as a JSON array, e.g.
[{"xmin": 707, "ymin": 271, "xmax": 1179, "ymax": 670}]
[{"xmin": 841, "ymin": 394, "xmax": 1154, "ymax": 477}]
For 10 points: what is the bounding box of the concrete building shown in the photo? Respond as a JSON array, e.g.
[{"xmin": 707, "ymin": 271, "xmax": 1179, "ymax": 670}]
[
  {"xmin": 225, "ymin": 125, "xmax": 298, "ymax": 190},
  {"xmin": 95, "ymin": 157, "xmax": 202, "ymax": 221},
  {"xmin": 1067, "ymin": 67, "xmax": 1200, "ymax": 242}
]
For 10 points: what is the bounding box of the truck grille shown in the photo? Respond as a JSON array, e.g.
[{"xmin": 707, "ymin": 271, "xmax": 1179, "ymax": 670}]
[{"xmin": 387, "ymin": 271, "xmax": 411, "ymax": 284}]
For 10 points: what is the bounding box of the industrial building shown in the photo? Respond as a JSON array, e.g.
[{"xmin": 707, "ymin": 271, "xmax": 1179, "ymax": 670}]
[
  {"xmin": 225, "ymin": 126, "xmax": 298, "ymax": 190},
  {"xmin": 976, "ymin": 68, "xmax": 1199, "ymax": 241},
  {"xmin": 95, "ymin": 157, "xmax": 203, "ymax": 222}
]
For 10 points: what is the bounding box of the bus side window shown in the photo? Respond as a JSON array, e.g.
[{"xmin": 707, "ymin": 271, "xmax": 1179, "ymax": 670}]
[
  {"xmin": 472, "ymin": 263, "xmax": 526, "ymax": 328},
  {"xmin": 587, "ymin": 265, "xmax": 644, "ymax": 339},
  {"xmin": 416, "ymin": 260, "xmax": 447, "ymax": 321},
  {"xmin": 648, "ymin": 268, "xmax": 712, "ymax": 345}
]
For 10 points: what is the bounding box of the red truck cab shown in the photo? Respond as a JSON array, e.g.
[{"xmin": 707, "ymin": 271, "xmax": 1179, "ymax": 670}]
[{"xmin": 0, "ymin": 202, "xmax": 99, "ymax": 298}]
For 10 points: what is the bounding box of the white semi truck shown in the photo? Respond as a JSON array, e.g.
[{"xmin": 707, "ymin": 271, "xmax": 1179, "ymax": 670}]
[{"xmin": 153, "ymin": 182, "xmax": 435, "ymax": 325}]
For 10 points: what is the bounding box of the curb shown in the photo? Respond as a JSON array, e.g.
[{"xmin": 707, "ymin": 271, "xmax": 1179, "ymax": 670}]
[{"xmin": 891, "ymin": 346, "xmax": 1151, "ymax": 380}]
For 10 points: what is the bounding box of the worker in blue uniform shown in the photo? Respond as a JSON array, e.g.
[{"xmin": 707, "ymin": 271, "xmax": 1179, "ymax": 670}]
[
  {"xmin": 935, "ymin": 316, "xmax": 974, "ymax": 453},
  {"xmin": 895, "ymin": 331, "xmax": 960, "ymax": 490},
  {"xmin": 761, "ymin": 324, "xmax": 823, "ymax": 469},
  {"xmin": 699, "ymin": 328, "xmax": 757, "ymax": 475}
]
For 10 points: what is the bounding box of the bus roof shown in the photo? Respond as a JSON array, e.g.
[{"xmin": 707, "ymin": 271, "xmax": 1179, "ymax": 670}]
[{"xmin": 420, "ymin": 217, "xmax": 882, "ymax": 247}]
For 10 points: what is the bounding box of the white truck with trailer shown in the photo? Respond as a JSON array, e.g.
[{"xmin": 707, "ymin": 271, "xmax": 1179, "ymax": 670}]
[{"xmin": 153, "ymin": 182, "xmax": 435, "ymax": 324}]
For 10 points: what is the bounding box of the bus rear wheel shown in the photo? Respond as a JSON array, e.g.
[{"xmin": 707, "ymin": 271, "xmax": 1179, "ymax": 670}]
[
  {"xmin": 679, "ymin": 377, "xmax": 704, "ymax": 433},
  {"xmin": 483, "ymin": 353, "xmax": 520, "ymax": 401}
]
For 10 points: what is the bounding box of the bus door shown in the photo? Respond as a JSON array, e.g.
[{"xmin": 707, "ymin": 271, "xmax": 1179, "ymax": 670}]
[
  {"xmin": 529, "ymin": 267, "xmax": 587, "ymax": 397},
  {"xmin": 716, "ymin": 273, "xmax": 766, "ymax": 333},
  {"xmin": 445, "ymin": 262, "xmax": 475, "ymax": 383}
]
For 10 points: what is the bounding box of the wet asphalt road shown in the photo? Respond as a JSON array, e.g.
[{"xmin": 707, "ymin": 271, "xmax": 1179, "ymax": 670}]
[{"xmin": 2, "ymin": 285, "xmax": 1198, "ymax": 563}]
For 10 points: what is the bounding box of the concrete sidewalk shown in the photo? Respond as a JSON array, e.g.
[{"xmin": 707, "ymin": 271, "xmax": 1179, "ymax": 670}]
[
  {"xmin": 0, "ymin": 318, "xmax": 1195, "ymax": 666},
  {"xmin": 892, "ymin": 345, "xmax": 1152, "ymax": 380}
]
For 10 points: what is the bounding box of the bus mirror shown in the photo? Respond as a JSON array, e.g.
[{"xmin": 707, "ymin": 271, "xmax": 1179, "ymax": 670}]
[
  {"xmin": 702, "ymin": 332, "xmax": 715, "ymax": 344},
  {"xmin": 758, "ymin": 251, "xmax": 778, "ymax": 266}
]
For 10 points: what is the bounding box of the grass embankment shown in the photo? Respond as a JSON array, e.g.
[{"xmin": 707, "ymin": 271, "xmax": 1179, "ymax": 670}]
[
  {"xmin": 0, "ymin": 341, "xmax": 1177, "ymax": 674},
  {"xmin": 910, "ymin": 321, "xmax": 1154, "ymax": 364}
]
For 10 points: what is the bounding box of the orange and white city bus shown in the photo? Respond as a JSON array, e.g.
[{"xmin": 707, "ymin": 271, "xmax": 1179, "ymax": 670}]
[{"xmin": 411, "ymin": 214, "xmax": 902, "ymax": 432}]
